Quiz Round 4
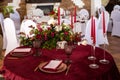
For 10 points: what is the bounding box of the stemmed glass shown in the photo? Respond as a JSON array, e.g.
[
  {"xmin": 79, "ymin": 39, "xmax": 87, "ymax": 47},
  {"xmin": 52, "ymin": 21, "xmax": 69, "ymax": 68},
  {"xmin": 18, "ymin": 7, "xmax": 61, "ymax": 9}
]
[
  {"xmin": 88, "ymin": 38, "xmax": 96, "ymax": 60},
  {"xmin": 64, "ymin": 45, "xmax": 73, "ymax": 65},
  {"xmin": 33, "ymin": 40, "xmax": 42, "ymax": 56},
  {"xmin": 99, "ymin": 34, "xmax": 109, "ymax": 64}
]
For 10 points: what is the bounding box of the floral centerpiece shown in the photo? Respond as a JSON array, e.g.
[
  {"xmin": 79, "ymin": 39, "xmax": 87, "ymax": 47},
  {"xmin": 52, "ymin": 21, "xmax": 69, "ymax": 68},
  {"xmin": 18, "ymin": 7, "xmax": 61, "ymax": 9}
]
[{"xmin": 20, "ymin": 21, "xmax": 74, "ymax": 49}]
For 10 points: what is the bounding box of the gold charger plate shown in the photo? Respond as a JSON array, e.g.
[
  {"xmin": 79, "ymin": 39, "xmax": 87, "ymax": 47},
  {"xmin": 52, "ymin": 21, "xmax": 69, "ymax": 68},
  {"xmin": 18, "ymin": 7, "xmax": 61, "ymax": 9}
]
[
  {"xmin": 39, "ymin": 62, "xmax": 67, "ymax": 73},
  {"xmin": 10, "ymin": 51, "xmax": 32, "ymax": 57}
]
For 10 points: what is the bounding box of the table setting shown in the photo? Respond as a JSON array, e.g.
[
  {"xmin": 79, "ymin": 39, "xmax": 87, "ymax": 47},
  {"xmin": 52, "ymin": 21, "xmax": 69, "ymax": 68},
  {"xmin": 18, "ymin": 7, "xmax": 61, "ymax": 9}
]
[{"xmin": 2, "ymin": 7, "xmax": 120, "ymax": 80}]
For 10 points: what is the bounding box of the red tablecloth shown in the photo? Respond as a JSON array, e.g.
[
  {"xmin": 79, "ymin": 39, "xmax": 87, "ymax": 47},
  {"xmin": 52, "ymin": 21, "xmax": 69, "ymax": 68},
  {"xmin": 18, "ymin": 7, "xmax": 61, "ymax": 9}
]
[{"xmin": 2, "ymin": 45, "xmax": 120, "ymax": 80}]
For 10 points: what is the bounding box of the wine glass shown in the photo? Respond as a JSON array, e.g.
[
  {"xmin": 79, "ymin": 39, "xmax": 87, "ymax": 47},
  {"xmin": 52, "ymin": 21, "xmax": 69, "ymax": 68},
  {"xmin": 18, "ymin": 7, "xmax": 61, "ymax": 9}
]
[
  {"xmin": 64, "ymin": 45, "xmax": 73, "ymax": 65},
  {"xmin": 99, "ymin": 34, "xmax": 109, "ymax": 64},
  {"xmin": 33, "ymin": 40, "xmax": 42, "ymax": 56}
]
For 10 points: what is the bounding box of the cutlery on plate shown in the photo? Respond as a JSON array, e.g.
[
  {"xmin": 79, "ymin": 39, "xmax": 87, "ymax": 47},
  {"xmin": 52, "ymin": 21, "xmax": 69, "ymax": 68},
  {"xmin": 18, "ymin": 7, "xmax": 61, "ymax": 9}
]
[
  {"xmin": 7, "ymin": 57, "xmax": 19, "ymax": 59},
  {"xmin": 34, "ymin": 62, "xmax": 43, "ymax": 72},
  {"xmin": 65, "ymin": 64, "xmax": 71, "ymax": 75}
]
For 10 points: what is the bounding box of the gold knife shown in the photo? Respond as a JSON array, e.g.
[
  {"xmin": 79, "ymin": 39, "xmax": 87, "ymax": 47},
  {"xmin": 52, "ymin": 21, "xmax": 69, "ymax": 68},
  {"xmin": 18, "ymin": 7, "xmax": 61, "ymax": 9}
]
[
  {"xmin": 34, "ymin": 62, "xmax": 43, "ymax": 72},
  {"xmin": 65, "ymin": 64, "xmax": 71, "ymax": 75},
  {"xmin": 7, "ymin": 57, "xmax": 19, "ymax": 59}
]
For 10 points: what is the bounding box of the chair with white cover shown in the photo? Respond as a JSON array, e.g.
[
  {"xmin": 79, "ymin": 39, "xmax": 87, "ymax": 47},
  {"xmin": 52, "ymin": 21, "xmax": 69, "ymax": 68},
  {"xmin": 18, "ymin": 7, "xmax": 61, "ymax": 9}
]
[
  {"xmin": 20, "ymin": 20, "xmax": 37, "ymax": 38},
  {"xmin": 111, "ymin": 5, "xmax": 120, "ymax": 37},
  {"xmin": 84, "ymin": 16, "xmax": 99, "ymax": 46},
  {"xmin": 77, "ymin": 9, "xmax": 89, "ymax": 36},
  {"xmin": 4, "ymin": 18, "xmax": 19, "ymax": 56},
  {"xmin": 97, "ymin": 11, "xmax": 110, "ymax": 45},
  {"xmin": 33, "ymin": 8, "xmax": 44, "ymax": 17},
  {"xmin": 0, "ymin": 13, "xmax": 7, "ymax": 50},
  {"xmin": 10, "ymin": 9, "xmax": 21, "ymax": 36},
  {"xmin": 111, "ymin": 21, "xmax": 120, "ymax": 37},
  {"xmin": 32, "ymin": 8, "xmax": 44, "ymax": 23}
]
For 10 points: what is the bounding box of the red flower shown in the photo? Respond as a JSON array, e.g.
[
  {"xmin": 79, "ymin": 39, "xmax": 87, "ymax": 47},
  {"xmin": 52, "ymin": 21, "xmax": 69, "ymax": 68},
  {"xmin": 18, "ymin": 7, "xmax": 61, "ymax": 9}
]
[
  {"xmin": 51, "ymin": 32, "xmax": 55, "ymax": 37},
  {"xmin": 49, "ymin": 11, "xmax": 55, "ymax": 15},
  {"xmin": 44, "ymin": 33, "xmax": 48, "ymax": 40},
  {"xmin": 36, "ymin": 34, "xmax": 42, "ymax": 40},
  {"xmin": 64, "ymin": 31, "xmax": 69, "ymax": 35}
]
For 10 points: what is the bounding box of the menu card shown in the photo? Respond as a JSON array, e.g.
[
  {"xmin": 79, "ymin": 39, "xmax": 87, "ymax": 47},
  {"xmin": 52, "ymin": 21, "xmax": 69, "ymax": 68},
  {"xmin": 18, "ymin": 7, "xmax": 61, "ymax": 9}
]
[
  {"xmin": 13, "ymin": 48, "xmax": 31, "ymax": 52},
  {"xmin": 43, "ymin": 60, "xmax": 62, "ymax": 71}
]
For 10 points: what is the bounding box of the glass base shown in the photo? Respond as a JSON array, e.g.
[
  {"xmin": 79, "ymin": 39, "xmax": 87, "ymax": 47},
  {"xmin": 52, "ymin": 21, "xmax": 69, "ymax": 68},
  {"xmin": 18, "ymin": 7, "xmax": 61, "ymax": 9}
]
[
  {"xmin": 88, "ymin": 56, "xmax": 96, "ymax": 60},
  {"xmin": 64, "ymin": 59, "xmax": 72, "ymax": 65},
  {"xmin": 99, "ymin": 59, "xmax": 109, "ymax": 64},
  {"xmin": 33, "ymin": 51, "xmax": 42, "ymax": 57},
  {"xmin": 89, "ymin": 63, "xmax": 99, "ymax": 69}
]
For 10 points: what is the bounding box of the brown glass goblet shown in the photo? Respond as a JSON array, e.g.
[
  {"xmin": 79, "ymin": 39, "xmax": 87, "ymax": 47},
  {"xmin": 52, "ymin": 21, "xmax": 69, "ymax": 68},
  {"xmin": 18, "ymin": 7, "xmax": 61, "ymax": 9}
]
[
  {"xmin": 64, "ymin": 45, "xmax": 73, "ymax": 65},
  {"xmin": 33, "ymin": 40, "xmax": 42, "ymax": 56}
]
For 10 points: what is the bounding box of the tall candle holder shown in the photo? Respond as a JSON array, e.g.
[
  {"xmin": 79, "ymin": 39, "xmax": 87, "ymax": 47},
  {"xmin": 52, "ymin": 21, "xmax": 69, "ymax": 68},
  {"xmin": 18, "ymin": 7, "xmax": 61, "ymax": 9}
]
[
  {"xmin": 88, "ymin": 38, "xmax": 96, "ymax": 60},
  {"xmin": 99, "ymin": 33, "xmax": 109, "ymax": 64},
  {"xmin": 89, "ymin": 44, "xmax": 99, "ymax": 69}
]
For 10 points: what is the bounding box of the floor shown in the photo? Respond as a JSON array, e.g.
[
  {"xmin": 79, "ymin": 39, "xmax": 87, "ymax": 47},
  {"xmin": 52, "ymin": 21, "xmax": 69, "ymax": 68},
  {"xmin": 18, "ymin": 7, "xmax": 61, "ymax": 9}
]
[
  {"xmin": 0, "ymin": 32, "xmax": 120, "ymax": 77},
  {"xmin": 106, "ymin": 32, "xmax": 120, "ymax": 72}
]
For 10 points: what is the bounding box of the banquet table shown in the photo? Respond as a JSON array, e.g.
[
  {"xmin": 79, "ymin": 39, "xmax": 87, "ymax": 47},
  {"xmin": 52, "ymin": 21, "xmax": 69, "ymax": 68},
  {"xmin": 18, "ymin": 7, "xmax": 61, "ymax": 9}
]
[{"xmin": 2, "ymin": 45, "xmax": 120, "ymax": 80}]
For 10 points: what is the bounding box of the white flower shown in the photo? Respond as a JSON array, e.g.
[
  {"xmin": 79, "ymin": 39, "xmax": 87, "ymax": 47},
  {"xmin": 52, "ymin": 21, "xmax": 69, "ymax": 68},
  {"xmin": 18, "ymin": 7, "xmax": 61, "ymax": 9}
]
[
  {"xmin": 41, "ymin": 24, "xmax": 50, "ymax": 31},
  {"xmin": 55, "ymin": 25, "xmax": 62, "ymax": 32},
  {"xmin": 48, "ymin": 18, "xmax": 56, "ymax": 25}
]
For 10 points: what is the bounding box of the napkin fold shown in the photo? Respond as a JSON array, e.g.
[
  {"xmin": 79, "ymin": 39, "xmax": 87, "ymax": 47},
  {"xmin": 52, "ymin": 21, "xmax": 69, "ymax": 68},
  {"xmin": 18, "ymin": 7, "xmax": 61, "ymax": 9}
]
[{"xmin": 42, "ymin": 60, "xmax": 62, "ymax": 71}]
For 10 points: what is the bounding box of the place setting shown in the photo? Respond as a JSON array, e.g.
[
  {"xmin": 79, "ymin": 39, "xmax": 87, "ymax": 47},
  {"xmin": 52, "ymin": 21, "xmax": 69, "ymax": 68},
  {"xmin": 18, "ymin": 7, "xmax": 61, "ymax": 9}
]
[{"xmin": 7, "ymin": 48, "xmax": 32, "ymax": 59}]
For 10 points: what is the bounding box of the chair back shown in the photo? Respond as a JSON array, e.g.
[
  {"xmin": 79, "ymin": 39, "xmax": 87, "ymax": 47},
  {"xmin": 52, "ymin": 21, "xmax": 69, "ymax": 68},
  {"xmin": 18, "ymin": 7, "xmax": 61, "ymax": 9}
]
[
  {"xmin": 77, "ymin": 9, "xmax": 89, "ymax": 21},
  {"xmin": 0, "ymin": 13, "xmax": 7, "ymax": 49},
  {"xmin": 97, "ymin": 11, "xmax": 109, "ymax": 45},
  {"xmin": 20, "ymin": 20, "xmax": 37, "ymax": 37},
  {"xmin": 111, "ymin": 20, "xmax": 120, "ymax": 37},
  {"xmin": 84, "ymin": 16, "xmax": 99, "ymax": 46},
  {"xmin": 4, "ymin": 18, "xmax": 19, "ymax": 56},
  {"xmin": 33, "ymin": 8, "xmax": 44, "ymax": 17},
  {"xmin": 76, "ymin": 9, "xmax": 89, "ymax": 36},
  {"xmin": 10, "ymin": 9, "xmax": 21, "ymax": 35}
]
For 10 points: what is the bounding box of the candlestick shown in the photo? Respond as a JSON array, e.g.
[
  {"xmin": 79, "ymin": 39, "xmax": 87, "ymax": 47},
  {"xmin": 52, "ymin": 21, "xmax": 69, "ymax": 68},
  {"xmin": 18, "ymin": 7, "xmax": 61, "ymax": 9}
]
[
  {"xmin": 91, "ymin": 16, "xmax": 93, "ymax": 38},
  {"xmin": 71, "ymin": 11, "xmax": 73, "ymax": 28},
  {"xmin": 74, "ymin": 6, "xmax": 76, "ymax": 23},
  {"xmin": 58, "ymin": 7, "xmax": 60, "ymax": 25},
  {"xmin": 93, "ymin": 19, "xmax": 96, "ymax": 44},
  {"xmin": 102, "ymin": 11, "xmax": 106, "ymax": 34}
]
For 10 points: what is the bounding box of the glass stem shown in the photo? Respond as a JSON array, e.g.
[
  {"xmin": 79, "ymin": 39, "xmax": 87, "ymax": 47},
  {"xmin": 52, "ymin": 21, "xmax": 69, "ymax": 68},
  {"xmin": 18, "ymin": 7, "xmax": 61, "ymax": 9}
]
[{"xmin": 103, "ymin": 42, "xmax": 106, "ymax": 60}]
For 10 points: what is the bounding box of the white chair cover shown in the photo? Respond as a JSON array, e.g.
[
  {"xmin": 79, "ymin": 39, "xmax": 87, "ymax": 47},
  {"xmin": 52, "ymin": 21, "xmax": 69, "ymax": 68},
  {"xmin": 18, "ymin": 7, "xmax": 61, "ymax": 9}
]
[
  {"xmin": 61, "ymin": 17, "xmax": 71, "ymax": 25},
  {"xmin": 111, "ymin": 5, "xmax": 120, "ymax": 22},
  {"xmin": 107, "ymin": 19, "xmax": 113, "ymax": 32},
  {"xmin": 77, "ymin": 9, "xmax": 89, "ymax": 35},
  {"xmin": 10, "ymin": 9, "xmax": 21, "ymax": 35},
  {"xmin": 112, "ymin": 21, "xmax": 120, "ymax": 37},
  {"xmin": 97, "ymin": 11, "xmax": 110, "ymax": 45},
  {"xmin": 20, "ymin": 20, "xmax": 37, "ymax": 37},
  {"xmin": 77, "ymin": 9, "xmax": 89, "ymax": 20},
  {"xmin": 36, "ymin": 16, "xmax": 51, "ymax": 23},
  {"xmin": 111, "ymin": 5, "xmax": 120, "ymax": 37},
  {"xmin": 0, "ymin": 13, "xmax": 7, "ymax": 50},
  {"xmin": 4, "ymin": 18, "xmax": 19, "ymax": 56},
  {"xmin": 73, "ymin": 22, "xmax": 82, "ymax": 34},
  {"xmin": 84, "ymin": 16, "xmax": 99, "ymax": 46},
  {"xmin": 97, "ymin": 6, "xmax": 106, "ymax": 17},
  {"xmin": 33, "ymin": 8, "xmax": 44, "ymax": 17}
]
